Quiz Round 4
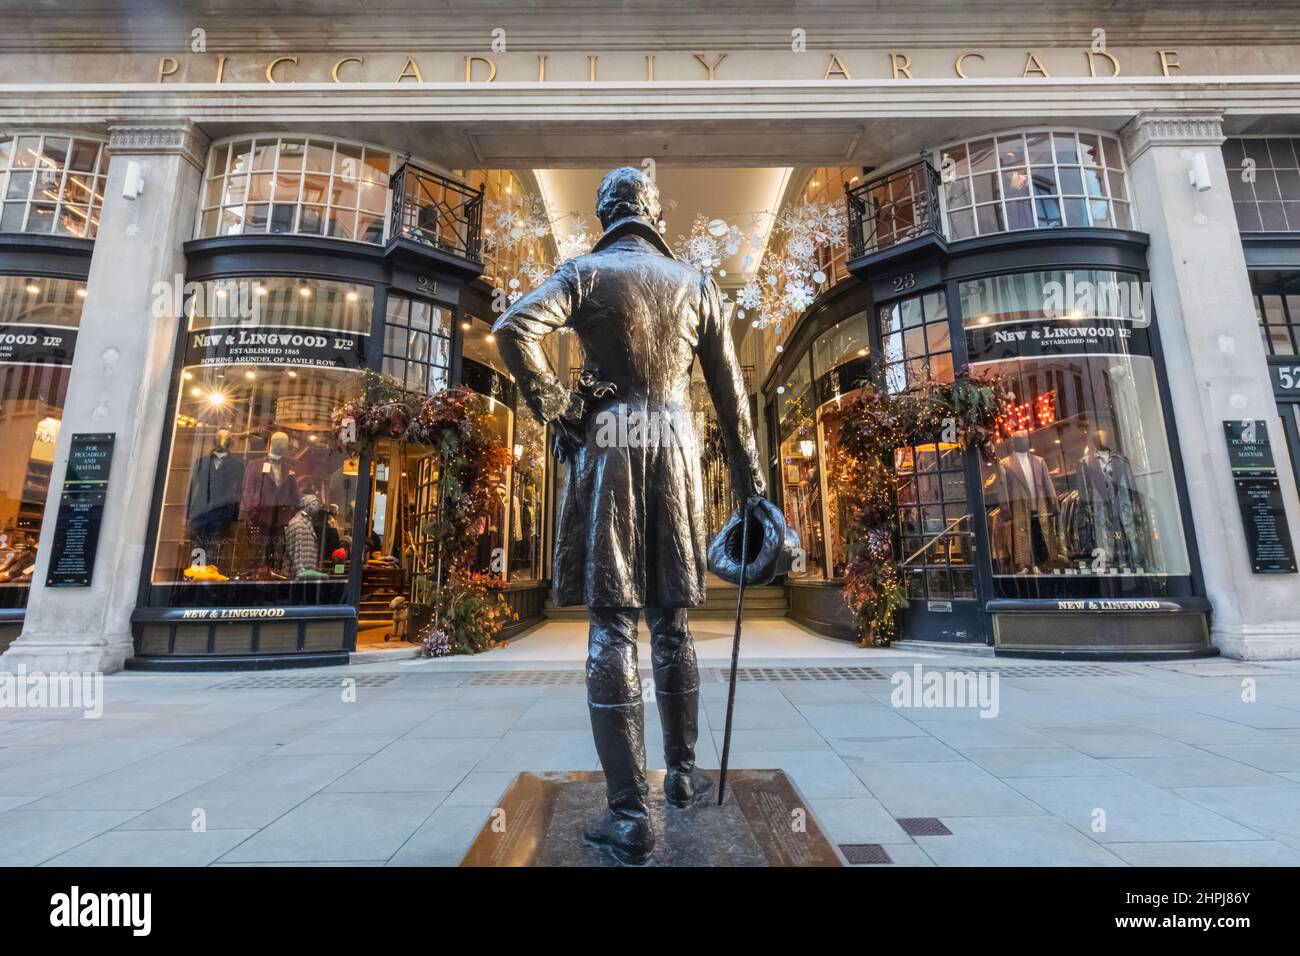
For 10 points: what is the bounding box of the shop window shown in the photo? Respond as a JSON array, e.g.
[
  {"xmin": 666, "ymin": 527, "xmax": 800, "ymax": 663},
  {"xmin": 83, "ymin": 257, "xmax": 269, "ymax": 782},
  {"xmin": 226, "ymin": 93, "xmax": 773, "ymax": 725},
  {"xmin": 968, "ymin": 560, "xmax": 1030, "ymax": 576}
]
[
  {"xmin": 0, "ymin": 275, "xmax": 86, "ymax": 607},
  {"xmin": 0, "ymin": 134, "xmax": 107, "ymax": 239},
  {"xmin": 461, "ymin": 314, "xmax": 510, "ymax": 377},
  {"xmin": 961, "ymin": 269, "xmax": 1190, "ymax": 591},
  {"xmin": 1224, "ymin": 137, "xmax": 1300, "ymax": 232},
  {"xmin": 939, "ymin": 129, "xmax": 1132, "ymax": 241},
  {"xmin": 149, "ymin": 276, "xmax": 372, "ymax": 592},
  {"xmin": 509, "ymin": 385, "xmax": 545, "ymax": 582},
  {"xmin": 382, "ymin": 295, "xmax": 451, "ymax": 392},
  {"xmin": 468, "ymin": 391, "xmax": 513, "ymax": 581},
  {"xmin": 811, "ymin": 310, "xmax": 871, "ymax": 381},
  {"xmin": 776, "ymin": 355, "xmax": 824, "ymax": 579},
  {"xmin": 448, "ymin": 315, "xmax": 518, "ymax": 581},
  {"xmin": 1254, "ymin": 292, "xmax": 1300, "ymax": 356},
  {"xmin": 811, "ymin": 311, "xmax": 872, "ymax": 579},
  {"xmin": 197, "ymin": 136, "xmax": 391, "ymax": 245}
]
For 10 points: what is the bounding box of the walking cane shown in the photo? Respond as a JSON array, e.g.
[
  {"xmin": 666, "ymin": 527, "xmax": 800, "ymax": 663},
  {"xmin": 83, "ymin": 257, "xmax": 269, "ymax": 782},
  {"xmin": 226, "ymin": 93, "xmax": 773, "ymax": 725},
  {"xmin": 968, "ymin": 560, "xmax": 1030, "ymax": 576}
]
[{"xmin": 717, "ymin": 497, "xmax": 751, "ymax": 806}]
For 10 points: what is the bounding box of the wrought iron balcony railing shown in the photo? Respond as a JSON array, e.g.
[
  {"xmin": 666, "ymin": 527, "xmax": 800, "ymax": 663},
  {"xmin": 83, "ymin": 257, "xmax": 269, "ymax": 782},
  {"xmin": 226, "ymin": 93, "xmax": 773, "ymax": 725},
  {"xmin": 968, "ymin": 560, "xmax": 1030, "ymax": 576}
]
[
  {"xmin": 389, "ymin": 161, "xmax": 484, "ymax": 263},
  {"xmin": 846, "ymin": 159, "xmax": 942, "ymax": 260}
]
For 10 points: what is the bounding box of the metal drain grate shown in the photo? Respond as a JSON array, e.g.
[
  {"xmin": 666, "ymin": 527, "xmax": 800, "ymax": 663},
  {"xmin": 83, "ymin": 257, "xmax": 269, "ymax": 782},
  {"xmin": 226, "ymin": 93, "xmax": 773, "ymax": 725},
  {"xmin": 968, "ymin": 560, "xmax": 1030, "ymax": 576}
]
[
  {"xmin": 727, "ymin": 666, "xmax": 889, "ymax": 682},
  {"xmin": 217, "ymin": 674, "xmax": 399, "ymax": 690},
  {"xmin": 463, "ymin": 671, "xmax": 586, "ymax": 686},
  {"xmin": 897, "ymin": 817, "xmax": 952, "ymax": 836},
  {"xmin": 984, "ymin": 665, "xmax": 1129, "ymax": 677},
  {"xmin": 840, "ymin": 843, "xmax": 893, "ymax": 864}
]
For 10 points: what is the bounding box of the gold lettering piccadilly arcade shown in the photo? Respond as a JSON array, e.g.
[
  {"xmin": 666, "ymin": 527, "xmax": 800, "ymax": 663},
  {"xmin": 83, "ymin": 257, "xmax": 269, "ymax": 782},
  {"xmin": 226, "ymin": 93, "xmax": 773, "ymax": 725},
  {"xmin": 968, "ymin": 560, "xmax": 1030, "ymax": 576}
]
[{"xmin": 152, "ymin": 48, "xmax": 1188, "ymax": 84}]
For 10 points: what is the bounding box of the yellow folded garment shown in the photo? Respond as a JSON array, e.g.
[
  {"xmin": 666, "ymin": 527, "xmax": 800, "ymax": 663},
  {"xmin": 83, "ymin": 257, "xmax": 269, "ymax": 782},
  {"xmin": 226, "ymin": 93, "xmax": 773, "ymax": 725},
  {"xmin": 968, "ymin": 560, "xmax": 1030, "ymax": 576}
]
[{"xmin": 183, "ymin": 564, "xmax": 229, "ymax": 582}]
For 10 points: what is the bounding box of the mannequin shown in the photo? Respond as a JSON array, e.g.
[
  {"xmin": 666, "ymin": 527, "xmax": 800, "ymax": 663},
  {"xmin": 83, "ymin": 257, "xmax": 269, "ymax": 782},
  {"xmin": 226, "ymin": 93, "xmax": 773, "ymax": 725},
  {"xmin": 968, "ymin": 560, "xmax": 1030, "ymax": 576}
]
[
  {"xmin": 241, "ymin": 430, "xmax": 299, "ymax": 572},
  {"xmin": 186, "ymin": 427, "xmax": 246, "ymax": 569},
  {"xmin": 1077, "ymin": 427, "xmax": 1149, "ymax": 569},
  {"xmin": 988, "ymin": 429, "xmax": 1060, "ymax": 572},
  {"xmin": 285, "ymin": 492, "xmax": 324, "ymax": 578}
]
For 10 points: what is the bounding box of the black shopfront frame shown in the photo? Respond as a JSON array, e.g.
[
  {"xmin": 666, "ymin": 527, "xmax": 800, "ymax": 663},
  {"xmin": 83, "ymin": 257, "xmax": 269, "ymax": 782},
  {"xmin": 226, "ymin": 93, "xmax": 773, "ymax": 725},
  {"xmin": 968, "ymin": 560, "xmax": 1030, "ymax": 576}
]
[
  {"xmin": 0, "ymin": 235, "xmax": 94, "ymax": 639},
  {"xmin": 129, "ymin": 232, "xmax": 486, "ymax": 669},
  {"xmin": 770, "ymin": 227, "xmax": 1212, "ymax": 656}
]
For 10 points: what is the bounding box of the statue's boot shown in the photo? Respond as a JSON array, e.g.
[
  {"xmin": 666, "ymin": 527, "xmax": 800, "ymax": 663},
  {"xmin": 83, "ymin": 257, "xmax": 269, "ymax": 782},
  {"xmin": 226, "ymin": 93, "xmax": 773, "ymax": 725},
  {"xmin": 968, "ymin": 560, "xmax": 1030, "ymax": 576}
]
[
  {"xmin": 584, "ymin": 699, "xmax": 654, "ymax": 864},
  {"xmin": 648, "ymin": 607, "xmax": 714, "ymax": 808},
  {"xmin": 658, "ymin": 685, "xmax": 714, "ymax": 807}
]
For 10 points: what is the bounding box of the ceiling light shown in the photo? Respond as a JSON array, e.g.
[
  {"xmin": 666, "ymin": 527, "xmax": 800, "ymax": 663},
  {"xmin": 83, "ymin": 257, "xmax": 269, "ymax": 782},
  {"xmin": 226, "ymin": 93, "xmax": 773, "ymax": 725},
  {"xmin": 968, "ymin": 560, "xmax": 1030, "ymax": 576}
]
[
  {"xmin": 25, "ymin": 284, "xmax": 40, "ymax": 295},
  {"xmin": 76, "ymin": 288, "xmax": 87, "ymax": 298}
]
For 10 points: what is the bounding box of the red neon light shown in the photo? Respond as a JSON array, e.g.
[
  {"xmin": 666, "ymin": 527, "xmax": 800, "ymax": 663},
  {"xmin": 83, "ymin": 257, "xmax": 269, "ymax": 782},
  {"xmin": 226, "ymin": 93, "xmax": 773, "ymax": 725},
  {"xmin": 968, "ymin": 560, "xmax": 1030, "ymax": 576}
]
[{"xmin": 995, "ymin": 389, "xmax": 1057, "ymax": 442}]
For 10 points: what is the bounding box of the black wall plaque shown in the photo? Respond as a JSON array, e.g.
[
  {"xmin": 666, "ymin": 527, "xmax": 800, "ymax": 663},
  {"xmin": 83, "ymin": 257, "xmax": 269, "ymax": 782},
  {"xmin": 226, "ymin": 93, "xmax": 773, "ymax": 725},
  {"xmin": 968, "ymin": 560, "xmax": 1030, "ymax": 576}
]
[
  {"xmin": 46, "ymin": 433, "xmax": 116, "ymax": 588},
  {"xmin": 1234, "ymin": 477, "xmax": 1298, "ymax": 573},
  {"xmin": 1222, "ymin": 421, "xmax": 1297, "ymax": 574},
  {"xmin": 1223, "ymin": 419, "xmax": 1277, "ymax": 476}
]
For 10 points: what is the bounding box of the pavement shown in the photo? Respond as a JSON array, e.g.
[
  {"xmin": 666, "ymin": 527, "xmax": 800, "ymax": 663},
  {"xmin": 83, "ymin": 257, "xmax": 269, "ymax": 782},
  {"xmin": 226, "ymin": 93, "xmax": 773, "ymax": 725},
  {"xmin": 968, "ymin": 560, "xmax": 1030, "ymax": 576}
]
[{"xmin": 4, "ymin": 619, "xmax": 1300, "ymax": 867}]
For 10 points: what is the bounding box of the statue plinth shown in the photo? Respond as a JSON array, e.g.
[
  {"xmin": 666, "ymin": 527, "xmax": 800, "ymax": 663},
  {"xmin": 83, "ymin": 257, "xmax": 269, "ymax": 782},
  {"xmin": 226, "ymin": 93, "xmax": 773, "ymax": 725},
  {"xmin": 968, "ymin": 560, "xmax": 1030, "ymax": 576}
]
[{"xmin": 460, "ymin": 769, "xmax": 847, "ymax": 867}]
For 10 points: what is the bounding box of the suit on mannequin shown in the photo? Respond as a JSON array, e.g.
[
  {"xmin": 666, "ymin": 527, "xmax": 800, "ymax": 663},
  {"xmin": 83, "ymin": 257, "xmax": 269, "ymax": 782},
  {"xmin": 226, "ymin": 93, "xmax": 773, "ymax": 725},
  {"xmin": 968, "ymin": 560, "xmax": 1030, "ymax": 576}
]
[
  {"xmin": 241, "ymin": 431, "xmax": 299, "ymax": 570},
  {"xmin": 988, "ymin": 429, "xmax": 1060, "ymax": 572},
  {"xmin": 1077, "ymin": 428, "xmax": 1148, "ymax": 569},
  {"xmin": 187, "ymin": 428, "xmax": 246, "ymax": 564}
]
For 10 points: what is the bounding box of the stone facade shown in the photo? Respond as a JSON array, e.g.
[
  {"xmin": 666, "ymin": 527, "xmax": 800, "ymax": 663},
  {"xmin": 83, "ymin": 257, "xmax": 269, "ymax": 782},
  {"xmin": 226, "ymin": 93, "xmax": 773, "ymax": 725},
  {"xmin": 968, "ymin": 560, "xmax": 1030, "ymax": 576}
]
[{"xmin": 0, "ymin": 2, "xmax": 1297, "ymax": 667}]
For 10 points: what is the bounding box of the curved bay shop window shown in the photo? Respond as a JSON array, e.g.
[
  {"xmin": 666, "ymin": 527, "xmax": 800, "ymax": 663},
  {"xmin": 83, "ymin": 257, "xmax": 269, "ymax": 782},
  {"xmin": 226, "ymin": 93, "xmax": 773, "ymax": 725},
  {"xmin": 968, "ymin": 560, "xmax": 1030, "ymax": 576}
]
[
  {"xmin": 460, "ymin": 316, "xmax": 517, "ymax": 579},
  {"xmin": 147, "ymin": 276, "xmax": 371, "ymax": 606},
  {"xmin": 775, "ymin": 355, "xmax": 824, "ymax": 579},
  {"xmin": 811, "ymin": 311, "xmax": 871, "ymax": 578},
  {"xmin": 0, "ymin": 275, "xmax": 85, "ymax": 607},
  {"xmin": 961, "ymin": 269, "xmax": 1191, "ymax": 595}
]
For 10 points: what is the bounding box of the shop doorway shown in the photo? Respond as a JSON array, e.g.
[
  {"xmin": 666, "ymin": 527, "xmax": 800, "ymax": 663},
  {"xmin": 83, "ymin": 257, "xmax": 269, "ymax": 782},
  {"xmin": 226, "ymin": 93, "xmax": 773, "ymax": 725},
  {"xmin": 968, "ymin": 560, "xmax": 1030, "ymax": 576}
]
[
  {"xmin": 876, "ymin": 291, "xmax": 986, "ymax": 644},
  {"xmin": 355, "ymin": 439, "xmax": 432, "ymax": 648}
]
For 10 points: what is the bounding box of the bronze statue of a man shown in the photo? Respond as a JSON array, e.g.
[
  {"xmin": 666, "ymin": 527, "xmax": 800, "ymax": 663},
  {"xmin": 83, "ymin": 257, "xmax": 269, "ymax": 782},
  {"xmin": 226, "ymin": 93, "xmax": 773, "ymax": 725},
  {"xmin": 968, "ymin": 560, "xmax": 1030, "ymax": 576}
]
[{"xmin": 493, "ymin": 167, "xmax": 764, "ymax": 864}]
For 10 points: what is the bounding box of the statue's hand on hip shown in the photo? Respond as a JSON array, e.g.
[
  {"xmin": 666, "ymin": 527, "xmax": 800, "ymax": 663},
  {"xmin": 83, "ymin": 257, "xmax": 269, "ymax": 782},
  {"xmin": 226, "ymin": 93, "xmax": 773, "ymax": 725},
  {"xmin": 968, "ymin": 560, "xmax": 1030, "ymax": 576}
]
[{"xmin": 551, "ymin": 390, "xmax": 588, "ymax": 463}]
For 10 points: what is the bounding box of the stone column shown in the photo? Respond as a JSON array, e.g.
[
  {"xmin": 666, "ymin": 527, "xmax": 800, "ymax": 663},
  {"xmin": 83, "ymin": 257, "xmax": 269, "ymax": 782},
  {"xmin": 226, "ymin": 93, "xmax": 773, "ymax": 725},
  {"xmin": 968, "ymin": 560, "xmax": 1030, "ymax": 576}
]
[
  {"xmin": 1, "ymin": 121, "xmax": 207, "ymax": 673},
  {"xmin": 1122, "ymin": 109, "xmax": 1300, "ymax": 660}
]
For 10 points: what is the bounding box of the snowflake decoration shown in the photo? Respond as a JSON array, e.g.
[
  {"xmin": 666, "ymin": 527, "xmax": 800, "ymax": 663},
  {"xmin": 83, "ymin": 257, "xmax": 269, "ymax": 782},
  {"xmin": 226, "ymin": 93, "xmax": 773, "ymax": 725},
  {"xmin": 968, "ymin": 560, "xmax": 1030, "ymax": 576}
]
[
  {"xmin": 783, "ymin": 280, "xmax": 815, "ymax": 312},
  {"xmin": 736, "ymin": 282, "xmax": 763, "ymax": 310}
]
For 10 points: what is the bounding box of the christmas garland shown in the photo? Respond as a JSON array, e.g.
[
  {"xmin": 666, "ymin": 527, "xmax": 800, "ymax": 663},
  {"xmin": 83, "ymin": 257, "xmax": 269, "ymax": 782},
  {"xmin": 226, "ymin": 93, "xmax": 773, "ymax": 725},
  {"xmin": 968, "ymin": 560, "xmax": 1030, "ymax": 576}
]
[
  {"xmin": 333, "ymin": 371, "xmax": 516, "ymax": 655},
  {"xmin": 834, "ymin": 370, "xmax": 1009, "ymax": 647}
]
